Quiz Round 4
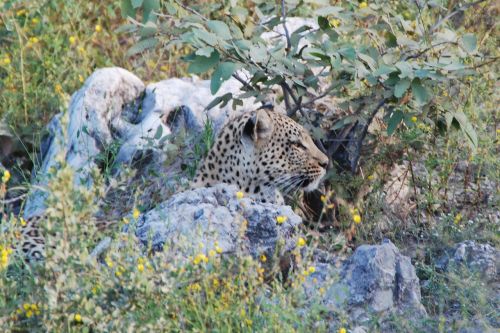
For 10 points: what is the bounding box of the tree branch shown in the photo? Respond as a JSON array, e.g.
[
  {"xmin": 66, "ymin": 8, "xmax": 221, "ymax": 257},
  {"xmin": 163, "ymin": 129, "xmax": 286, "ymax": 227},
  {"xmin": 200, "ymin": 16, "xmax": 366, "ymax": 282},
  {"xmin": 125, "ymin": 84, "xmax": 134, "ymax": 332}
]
[
  {"xmin": 174, "ymin": 0, "xmax": 208, "ymax": 21},
  {"xmin": 281, "ymin": 0, "xmax": 291, "ymax": 52},
  {"xmin": 431, "ymin": 0, "xmax": 487, "ymax": 32}
]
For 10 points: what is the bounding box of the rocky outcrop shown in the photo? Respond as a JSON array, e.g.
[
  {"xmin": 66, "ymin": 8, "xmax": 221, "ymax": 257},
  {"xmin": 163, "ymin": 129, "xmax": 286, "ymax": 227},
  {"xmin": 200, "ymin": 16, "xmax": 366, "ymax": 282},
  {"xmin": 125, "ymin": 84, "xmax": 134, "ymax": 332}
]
[
  {"xmin": 449, "ymin": 240, "xmax": 498, "ymax": 282},
  {"xmin": 23, "ymin": 68, "xmax": 254, "ymax": 218},
  {"xmin": 307, "ymin": 240, "xmax": 426, "ymax": 326},
  {"xmin": 132, "ymin": 184, "xmax": 301, "ymax": 261}
]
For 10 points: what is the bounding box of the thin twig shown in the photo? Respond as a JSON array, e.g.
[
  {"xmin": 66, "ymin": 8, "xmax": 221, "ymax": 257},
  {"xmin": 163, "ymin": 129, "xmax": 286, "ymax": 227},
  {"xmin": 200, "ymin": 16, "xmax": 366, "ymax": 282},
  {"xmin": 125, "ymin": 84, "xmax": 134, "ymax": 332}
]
[
  {"xmin": 281, "ymin": 0, "xmax": 291, "ymax": 52},
  {"xmin": 281, "ymin": 83, "xmax": 292, "ymax": 111},
  {"xmin": 0, "ymin": 193, "xmax": 28, "ymax": 204},
  {"xmin": 174, "ymin": 0, "xmax": 208, "ymax": 21},
  {"xmin": 403, "ymin": 41, "xmax": 456, "ymax": 61},
  {"xmin": 350, "ymin": 98, "xmax": 387, "ymax": 173},
  {"xmin": 431, "ymin": 0, "xmax": 487, "ymax": 32}
]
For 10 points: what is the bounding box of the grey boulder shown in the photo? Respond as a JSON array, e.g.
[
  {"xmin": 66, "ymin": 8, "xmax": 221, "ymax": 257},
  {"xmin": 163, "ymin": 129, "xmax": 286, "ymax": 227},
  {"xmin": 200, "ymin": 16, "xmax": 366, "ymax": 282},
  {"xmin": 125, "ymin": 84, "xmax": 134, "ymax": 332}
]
[
  {"xmin": 311, "ymin": 239, "xmax": 427, "ymax": 324},
  {"xmin": 133, "ymin": 184, "xmax": 302, "ymax": 261},
  {"xmin": 450, "ymin": 240, "xmax": 499, "ymax": 282}
]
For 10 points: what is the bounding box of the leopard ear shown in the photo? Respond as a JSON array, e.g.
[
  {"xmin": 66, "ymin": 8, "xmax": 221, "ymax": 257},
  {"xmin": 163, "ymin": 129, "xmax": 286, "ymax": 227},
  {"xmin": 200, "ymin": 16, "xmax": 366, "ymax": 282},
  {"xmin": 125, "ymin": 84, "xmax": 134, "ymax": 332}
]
[{"xmin": 242, "ymin": 109, "xmax": 274, "ymax": 144}]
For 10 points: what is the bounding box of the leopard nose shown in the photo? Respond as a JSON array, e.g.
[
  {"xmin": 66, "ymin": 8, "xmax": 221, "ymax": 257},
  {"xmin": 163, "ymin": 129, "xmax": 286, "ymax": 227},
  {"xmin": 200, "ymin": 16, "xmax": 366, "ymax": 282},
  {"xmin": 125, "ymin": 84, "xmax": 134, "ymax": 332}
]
[{"xmin": 318, "ymin": 158, "xmax": 329, "ymax": 169}]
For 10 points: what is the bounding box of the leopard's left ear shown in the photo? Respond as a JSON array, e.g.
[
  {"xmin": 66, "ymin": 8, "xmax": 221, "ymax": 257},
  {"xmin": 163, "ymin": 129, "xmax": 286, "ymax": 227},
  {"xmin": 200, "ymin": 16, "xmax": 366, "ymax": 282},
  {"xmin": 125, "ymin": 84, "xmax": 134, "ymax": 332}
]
[{"xmin": 243, "ymin": 109, "xmax": 274, "ymax": 144}]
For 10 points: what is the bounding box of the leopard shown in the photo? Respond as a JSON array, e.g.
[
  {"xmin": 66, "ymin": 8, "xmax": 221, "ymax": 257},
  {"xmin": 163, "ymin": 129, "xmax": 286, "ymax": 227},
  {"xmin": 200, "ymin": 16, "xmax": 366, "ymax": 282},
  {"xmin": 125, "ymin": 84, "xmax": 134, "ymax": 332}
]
[
  {"xmin": 192, "ymin": 108, "xmax": 329, "ymax": 204},
  {"xmin": 18, "ymin": 107, "xmax": 329, "ymax": 261}
]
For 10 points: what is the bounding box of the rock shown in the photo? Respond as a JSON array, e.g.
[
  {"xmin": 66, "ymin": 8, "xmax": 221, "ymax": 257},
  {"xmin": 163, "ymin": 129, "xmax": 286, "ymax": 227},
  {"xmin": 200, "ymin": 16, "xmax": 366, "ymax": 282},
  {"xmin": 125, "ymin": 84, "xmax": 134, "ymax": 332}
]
[
  {"xmin": 132, "ymin": 184, "xmax": 301, "ymax": 262},
  {"xmin": 23, "ymin": 68, "xmax": 147, "ymax": 218},
  {"xmin": 22, "ymin": 68, "xmax": 255, "ymax": 219},
  {"xmin": 140, "ymin": 76, "xmax": 256, "ymax": 137},
  {"xmin": 450, "ymin": 241, "xmax": 499, "ymax": 282},
  {"xmin": 309, "ymin": 240, "xmax": 426, "ymax": 325}
]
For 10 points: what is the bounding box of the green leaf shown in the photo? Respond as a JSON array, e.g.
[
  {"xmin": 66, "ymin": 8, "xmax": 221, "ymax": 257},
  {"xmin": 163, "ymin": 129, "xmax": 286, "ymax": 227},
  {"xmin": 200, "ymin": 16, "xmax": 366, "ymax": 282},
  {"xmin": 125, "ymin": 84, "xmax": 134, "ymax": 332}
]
[
  {"xmin": 120, "ymin": 0, "xmax": 135, "ymax": 19},
  {"xmin": 206, "ymin": 93, "xmax": 233, "ymax": 110},
  {"xmin": 461, "ymin": 33, "xmax": 477, "ymax": 53},
  {"xmin": 139, "ymin": 21, "xmax": 157, "ymax": 37},
  {"xmin": 394, "ymin": 78, "xmax": 411, "ymax": 98},
  {"xmin": 207, "ymin": 20, "xmax": 232, "ymax": 40},
  {"xmin": 131, "ymin": 0, "xmax": 143, "ymax": 8},
  {"xmin": 154, "ymin": 125, "xmax": 163, "ymax": 139},
  {"xmin": 338, "ymin": 47, "xmax": 356, "ymax": 61},
  {"xmin": 195, "ymin": 46, "xmax": 215, "ymax": 57},
  {"xmin": 411, "ymin": 79, "xmax": 430, "ymax": 105},
  {"xmin": 187, "ymin": 51, "xmax": 220, "ymax": 74},
  {"xmin": 450, "ymin": 111, "xmax": 478, "ymax": 149},
  {"xmin": 396, "ymin": 61, "xmax": 412, "ymax": 78},
  {"xmin": 387, "ymin": 110, "xmax": 404, "ymax": 135},
  {"xmin": 318, "ymin": 16, "xmax": 330, "ymax": 30},
  {"xmin": 143, "ymin": 0, "xmax": 160, "ymax": 22},
  {"xmin": 126, "ymin": 37, "xmax": 158, "ymax": 56},
  {"xmin": 211, "ymin": 62, "xmax": 238, "ymax": 94},
  {"xmin": 373, "ymin": 65, "xmax": 396, "ymax": 77},
  {"xmin": 193, "ymin": 28, "xmax": 218, "ymax": 46}
]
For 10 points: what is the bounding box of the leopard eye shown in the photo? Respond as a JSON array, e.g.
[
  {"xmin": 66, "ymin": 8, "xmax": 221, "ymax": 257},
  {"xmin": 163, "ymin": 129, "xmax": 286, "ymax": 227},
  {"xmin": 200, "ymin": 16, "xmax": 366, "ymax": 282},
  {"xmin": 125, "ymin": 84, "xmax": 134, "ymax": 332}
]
[{"xmin": 291, "ymin": 141, "xmax": 307, "ymax": 149}]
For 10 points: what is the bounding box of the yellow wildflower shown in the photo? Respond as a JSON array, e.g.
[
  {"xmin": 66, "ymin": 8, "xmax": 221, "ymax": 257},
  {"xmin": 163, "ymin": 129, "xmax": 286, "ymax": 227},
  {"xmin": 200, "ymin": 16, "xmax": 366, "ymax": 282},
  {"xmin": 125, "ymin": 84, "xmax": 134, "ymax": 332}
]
[
  {"xmin": 137, "ymin": 263, "xmax": 144, "ymax": 272},
  {"xmin": 260, "ymin": 254, "xmax": 267, "ymax": 263},
  {"xmin": 327, "ymin": 203, "xmax": 335, "ymax": 209},
  {"xmin": 215, "ymin": 246, "xmax": 223, "ymax": 254},
  {"xmin": 74, "ymin": 313, "xmax": 82, "ymax": 322},
  {"xmin": 353, "ymin": 214, "xmax": 362, "ymax": 224},
  {"xmin": 2, "ymin": 57, "xmax": 11, "ymax": 65},
  {"xmin": 79, "ymin": 75, "xmax": 84, "ymax": 83},
  {"xmin": 329, "ymin": 18, "xmax": 341, "ymax": 28},
  {"xmin": 187, "ymin": 283, "xmax": 201, "ymax": 292},
  {"xmin": 411, "ymin": 116, "xmax": 417, "ymax": 123},
  {"xmin": 132, "ymin": 208, "xmax": 140, "ymax": 219},
  {"xmin": 276, "ymin": 215, "xmax": 287, "ymax": 224},
  {"xmin": 16, "ymin": 9, "xmax": 26, "ymax": 17},
  {"xmin": 29, "ymin": 37, "xmax": 39, "ymax": 44},
  {"xmin": 105, "ymin": 256, "xmax": 114, "ymax": 268},
  {"xmin": 55, "ymin": 84, "xmax": 63, "ymax": 94},
  {"xmin": 1, "ymin": 247, "xmax": 10, "ymax": 269},
  {"xmin": 320, "ymin": 195, "xmax": 327, "ymax": 203},
  {"xmin": 31, "ymin": 18, "xmax": 40, "ymax": 24},
  {"xmin": 193, "ymin": 253, "xmax": 208, "ymax": 265},
  {"xmin": 160, "ymin": 64, "xmax": 169, "ymax": 72},
  {"xmin": 308, "ymin": 266, "xmax": 316, "ymax": 274},
  {"xmin": 209, "ymin": 249, "xmax": 216, "ymax": 257},
  {"xmin": 122, "ymin": 217, "xmax": 129, "ymax": 225},
  {"xmin": 236, "ymin": 191, "xmax": 244, "ymax": 199},
  {"xmin": 367, "ymin": 174, "xmax": 374, "ymax": 180},
  {"xmin": 20, "ymin": 218, "xmax": 27, "ymax": 227},
  {"xmin": 95, "ymin": 24, "xmax": 102, "ymax": 33},
  {"xmin": 30, "ymin": 304, "xmax": 38, "ymax": 311},
  {"xmin": 454, "ymin": 213, "xmax": 462, "ymax": 224},
  {"xmin": 26, "ymin": 310, "xmax": 33, "ymax": 318},
  {"xmin": 359, "ymin": 2, "xmax": 368, "ymax": 9},
  {"xmin": 297, "ymin": 237, "xmax": 306, "ymax": 247},
  {"xmin": 338, "ymin": 328, "xmax": 347, "ymax": 333},
  {"xmin": 77, "ymin": 46, "xmax": 85, "ymax": 54},
  {"xmin": 69, "ymin": 36, "xmax": 76, "ymax": 45},
  {"xmin": 2, "ymin": 169, "xmax": 11, "ymax": 183},
  {"xmin": 245, "ymin": 318, "xmax": 253, "ymax": 326}
]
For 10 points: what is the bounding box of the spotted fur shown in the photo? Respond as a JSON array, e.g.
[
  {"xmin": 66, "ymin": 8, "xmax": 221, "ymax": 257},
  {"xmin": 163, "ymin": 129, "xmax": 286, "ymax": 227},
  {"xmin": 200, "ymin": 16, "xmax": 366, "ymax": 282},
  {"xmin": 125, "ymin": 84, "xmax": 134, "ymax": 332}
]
[{"xmin": 192, "ymin": 108, "xmax": 329, "ymax": 203}]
